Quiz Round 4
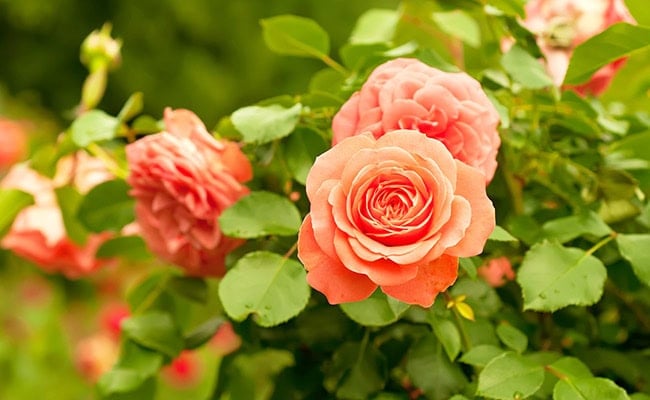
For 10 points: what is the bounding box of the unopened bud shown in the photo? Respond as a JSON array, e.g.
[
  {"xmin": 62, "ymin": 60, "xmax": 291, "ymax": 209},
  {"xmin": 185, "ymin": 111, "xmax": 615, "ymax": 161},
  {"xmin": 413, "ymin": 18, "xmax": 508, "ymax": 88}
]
[{"xmin": 81, "ymin": 23, "xmax": 122, "ymax": 72}]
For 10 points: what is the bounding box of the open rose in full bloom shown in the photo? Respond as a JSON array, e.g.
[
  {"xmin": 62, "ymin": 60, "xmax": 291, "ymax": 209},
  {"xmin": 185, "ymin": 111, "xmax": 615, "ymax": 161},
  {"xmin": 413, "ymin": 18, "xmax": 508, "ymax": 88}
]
[
  {"xmin": 332, "ymin": 58, "xmax": 500, "ymax": 182},
  {"xmin": 521, "ymin": 0, "xmax": 636, "ymax": 95},
  {"xmin": 298, "ymin": 130, "xmax": 495, "ymax": 307},
  {"xmin": 126, "ymin": 108, "xmax": 252, "ymax": 277},
  {"xmin": 1, "ymin": 152, "xmax": 113, "ymax": 278}
]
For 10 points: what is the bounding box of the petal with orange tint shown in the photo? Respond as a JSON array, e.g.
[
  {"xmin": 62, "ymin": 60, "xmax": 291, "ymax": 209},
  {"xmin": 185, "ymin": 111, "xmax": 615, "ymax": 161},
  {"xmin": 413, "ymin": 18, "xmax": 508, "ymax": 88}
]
[
  {"xmin": 446, "ymin": 161, "xmax": 495, "ymax": 257},
  {"xmin": 333, "ymin": 230, "xmax": 418, "ymax": 286},
  {"xmin": 298, "ymin": 215, "xmax": 376, "ymax": 303},
  {"xmin": 305, "ymin": 133, "xmax": 375, "ymax": 201},
  {"xmin": 381, "ymin": 254, "xmax": 458, "ymax": 307}
]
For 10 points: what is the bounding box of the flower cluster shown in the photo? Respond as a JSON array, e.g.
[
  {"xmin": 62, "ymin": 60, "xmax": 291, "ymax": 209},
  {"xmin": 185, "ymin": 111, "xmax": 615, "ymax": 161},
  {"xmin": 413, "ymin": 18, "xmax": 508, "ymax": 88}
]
[{"xmin": 298, "ymin": 58, "xmax": 499, "ymax": 307}]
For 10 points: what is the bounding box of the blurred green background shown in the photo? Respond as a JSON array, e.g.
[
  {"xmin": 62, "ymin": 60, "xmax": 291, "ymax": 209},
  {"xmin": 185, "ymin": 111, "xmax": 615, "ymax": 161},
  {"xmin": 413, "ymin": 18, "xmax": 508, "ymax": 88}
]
[
  {"xmin": 1, "ymin": 0, "xmax": 650, "ymax": 399},
  {"xmin": 0, "ymin": 0, "xmax": 398, "ymax": 129}
]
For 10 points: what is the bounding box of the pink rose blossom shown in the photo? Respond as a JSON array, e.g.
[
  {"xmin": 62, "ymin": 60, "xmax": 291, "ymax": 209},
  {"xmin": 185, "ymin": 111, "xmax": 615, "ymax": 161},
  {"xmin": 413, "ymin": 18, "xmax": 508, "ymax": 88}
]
[
  {"xmin": 521, "ymin": 0, "xmax": 635, "ymax": 95},
  {"xmin": 332, "ymin": 58, "xmax": 501, "ymax": 182},
  {"xmin": 0, "ymin": 118, "xmax": 28, "ymax": 169},
  {"xmin": 126, "ymin": 108, "xmax": 252, "ymax": 277},
  {"xmin": 478, "ymin": 256, "xmax": 515, "ymax": 288},
  {"xmin": 298, "ymin": 130, "xmax": 495, "ymax": 307},
  {"xmin": 1, "ymin": 152, "xmax": 113, "ymax": 278}
]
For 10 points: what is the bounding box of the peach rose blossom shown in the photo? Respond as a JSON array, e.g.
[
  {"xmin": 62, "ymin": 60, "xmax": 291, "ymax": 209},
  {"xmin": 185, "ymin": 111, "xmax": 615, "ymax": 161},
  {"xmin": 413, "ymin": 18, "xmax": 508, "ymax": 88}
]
[
  {"xmin": 521, "ymin": 0, "xmax": 635, "ymax": 95},
  {"xmin": 209, "ymin": 321, "xmax": 241, "ymax": 356},
  {"xmin": 0, "ymin": 118, "xmax": 28, "ymax": 169},
  {"xmin": 126, "ymin": 108, "xmax": 252, "ymax": 277},
  {"xmin": 332, "ymin": 58, "xmax": 500, "ymax": 182},
  {"xmin": 298, "ymin": 130, "xmax": 495, "ymax": 307},
  {"xmin": 478, "ymin": 256, "xmax": 515, "ymax": 288},
  {"xmin": 1, "ymin": 152, "xmax": 113, "ymax": 278}
]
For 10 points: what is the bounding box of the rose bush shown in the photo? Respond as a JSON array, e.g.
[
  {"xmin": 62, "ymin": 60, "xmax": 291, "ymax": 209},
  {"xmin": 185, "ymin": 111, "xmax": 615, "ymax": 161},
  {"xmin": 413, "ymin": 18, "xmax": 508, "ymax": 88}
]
[
  {"xmin": 332, "ymin": 58, "xmax": 501, "ymax": 182},
  {"xmin": 520, "ymin": 0, "xmax": 636, "ymax": 95},
  {"xmin": 1, "ymin": 152, "xmax": 112, "ymax": 278},
  {"xmin": 298, "ymin": 130, "xmax": 495, "ymax": 307},
  {"xmin": 126, "ymin": 108, "xmax": 252, "ymax": 277}
]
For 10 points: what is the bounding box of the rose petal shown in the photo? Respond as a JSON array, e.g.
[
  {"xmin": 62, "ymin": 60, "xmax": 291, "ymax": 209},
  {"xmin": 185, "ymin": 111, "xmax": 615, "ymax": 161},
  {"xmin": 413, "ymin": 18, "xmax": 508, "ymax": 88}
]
[{"xmin": 381, "ymin": 254, "xmax": 458, "ymax": 307}]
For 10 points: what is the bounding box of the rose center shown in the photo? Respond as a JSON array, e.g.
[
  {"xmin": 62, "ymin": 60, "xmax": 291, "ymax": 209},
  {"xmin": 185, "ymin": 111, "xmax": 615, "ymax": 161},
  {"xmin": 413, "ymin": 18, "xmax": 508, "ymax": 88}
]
[{"xmin": 354, "ymin": 170, "xmax": 433, "ymax": 246}]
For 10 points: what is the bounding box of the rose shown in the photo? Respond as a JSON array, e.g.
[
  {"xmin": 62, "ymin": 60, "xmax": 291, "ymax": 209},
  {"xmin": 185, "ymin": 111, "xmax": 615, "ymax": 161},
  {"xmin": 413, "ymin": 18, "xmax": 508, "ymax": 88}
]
[
  {"xmin": 332, "ymin": 58, "xmax": 501, "ymax": 182},
  {"xmin": 0, "ymin": 118, "xmax": 28, "ymax": 169},
  {"xmin": 477, "ymin": 256, "xmax": 515, "ymax": 288},
  {"xmin": 1, "ymin": 152, "xmax": 113, "ymax": 278},
  {"xmin": 521, "ymin": 0, "xmax": 635, "ymax": 95},
  {"xmin": 74, "ymin": 333, "xmax": 120, "ymax": 383},
  {"xmin": 126, "ymin": 108, "xmax": 252, "ymax": 277},
  {"xmin": 298, "ymin": 130, "xmax": 495, "ymax": 307}
]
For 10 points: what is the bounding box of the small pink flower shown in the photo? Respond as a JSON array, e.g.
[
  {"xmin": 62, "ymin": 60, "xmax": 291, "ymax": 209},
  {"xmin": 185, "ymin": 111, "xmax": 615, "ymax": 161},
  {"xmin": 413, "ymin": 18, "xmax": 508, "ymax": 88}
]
[
  {"xmin": 100, "ymin": 303, "xmax": 130, "ymax": 340},
  {"xmin": 74, "ymin": 333, "xmax": 119, "ymax": 383},
  {"xmin": 478, "ymin": 256, "xmax": 515, "ymax": 288},
  {"xmin": 163, "ymin": 350, "xmax": 201, "ymax": 388},
  {"xmin": 332, "ymin": 58, "xmax": 500, "ymax": 182},
  {"xmin": 521, "ymin": 0, "xmax": 636, "ymax": 95},
  {"xmin": 298, "ymin": 130, "xmax": 495, "ymax": 307},
  {"xmin": 209, "ymin": 321, "xmax": 241, "ymax": 356},
  {"xmin": 126, "ymin": 108, "xmax": 252, "ymax": 277},
  {"xmin": 0, "ymin": 118, "xmax": 28, "ymax": 169},
  {"xmin": 1, "ymin": 152, "xmax": 113, "ymax": 278}
]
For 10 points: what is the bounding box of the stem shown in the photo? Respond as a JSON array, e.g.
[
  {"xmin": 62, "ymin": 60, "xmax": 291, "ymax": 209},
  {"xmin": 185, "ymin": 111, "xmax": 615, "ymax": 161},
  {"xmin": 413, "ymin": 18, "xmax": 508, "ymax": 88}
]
[
  {"xmin": 283, "ymin": 242, "xmax": 298, "ymax": 259},
  {"xmin": 133, "ymin": 273, "xmax": 171, "ymax": 314},
  {"xmin": 585, "ymin": 233, "xmax": 616, "ymax": 257},
  {"xmin": 605, "ymin": 280, "xmax": 650, "ymax": 332},
  {"xmin": 86, "ymin": 142, "xmax": 128, "ymax": 179},
  {"xmin": 544, "ymin": 364, "xmax": 568, "ymax": 380},
  {"xmin": 320, "ymin": 54, "xmax": 348, "ymax": 76},
  {"xmin": 444, "ymin": 292, "xmax": 473, "ymax": 351}
]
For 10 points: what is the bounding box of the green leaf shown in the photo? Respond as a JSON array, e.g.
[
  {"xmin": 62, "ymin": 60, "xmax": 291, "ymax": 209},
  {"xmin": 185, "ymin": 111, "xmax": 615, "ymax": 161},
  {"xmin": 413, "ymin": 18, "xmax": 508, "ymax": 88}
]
[
  {"xmin": 407, "ymin": 334, "xmax": 468, "ymax": 400},
  {"xmin": 340, "ymin": 290, "xmax": 409, "ymax": 327},
  {"xmin": 617, "ymin": 234, "xmax": 650, "ymax": 287},
  {"xmin": 117, "ymin": 92, "xmax": 143, "ymax": 122},
  {"xmin": 487, "ymin": 0, "xmax": 525, "ymax": 17},
  {"xmin": 501, "ymin": 45, "xmax": 553, "ymax": 89},
  {"xmin": 489, "ymin": 225, "xmax": 519, "ymax": 242},
  {"xmin": 219, "ymin": 191, "xmax": 301, "ymax": 238},
  {"xmin": 432, "ymin": 10, "xmax": 480, "ymax": 48},
  {"xmin": 283, "ymin": 128, "xmax": 329, "ymax": 185},
  {"xmin": 565, "ymin": 23, "xmax": 650, "ymax": 85},
  {"xmin": 477, "ymin": 352, "xmax": 545, "ymax": 400},
  {"xmin": 77, "ymin": 179, "xmax": 134, "ymax": 232},
  {"xmin": 184, "ymin": 316, "xmax": 224, "ymax": 350},
  {"xmin": 496, "ymin": 323, "xmax": 528, "ymax": 354},
  {"xmin": 54, "ymin": 186, "xmax": 88, "ymax": 245},
  {"xmin": 349, "ymin": 9, "xmax": 398, "ymax": 44},
  {"xmin": 517, "ymin": 241, "xmax": 607, "ymax": 311},
  {"xmin": 548, "ymin": 357, "xmax": 592, "ymax": 380},
  {"xmin": 218, "ymin": 251, "xmax": 310, "ymax": 327},
  {"xmin": 429, "ymin": 316, "xmax": 462, "ymax": 361},
  {"xmin": 459, "ymin": 344, "xmax": 506, "ymax": 368},
  {"xmin": 554, "ymin": 377, "xmax": 629, "ymax": 400},
  {"xmin": 121, "ymin": 311, "xmax": 184, "ymax": 358},
  {"xmin": 116, "ymin": 340, "xmax": 164, "ymax": 379},
  {"xmin": 167, "ymin": 276, "xmax": 208, "ymax": 304},
  {"xmin": 541, "ymin": 211, "xmax": 612, "ymax": 243},
  {"xmin": 231, "ymin": 103, "xmax": 302, "ymax": 145},
  {"xmin": 331, "ymin": 341, "xmax": 387, "ymax": 399},
  {"xmin": 131, "ymin": 115, "xmax": 162, "ymax": 134},
  {"xmin": 607, "ymin": 130, "xmax": 650, "ymax": 167},
  {"xmin": 0, "ymin": 189, "xmax": 34, "ymax": 238},
  {"xmin": 459, "ymin": 257, "xmax": 477, "ymax": 279},
  {"xmin": 261, "ymin": 15, "xmax": 330, "ymax": 58},
  {"xmin": 70, "ymin": 109, "xmax": 120, "ymax": 147},
  {"xmin": 97, "ymin": 368, "xmax": 155, "ymax": 399},
  {"xmin": 96, "ymin": 236, "xmax": 151, "ymax": 261}
]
